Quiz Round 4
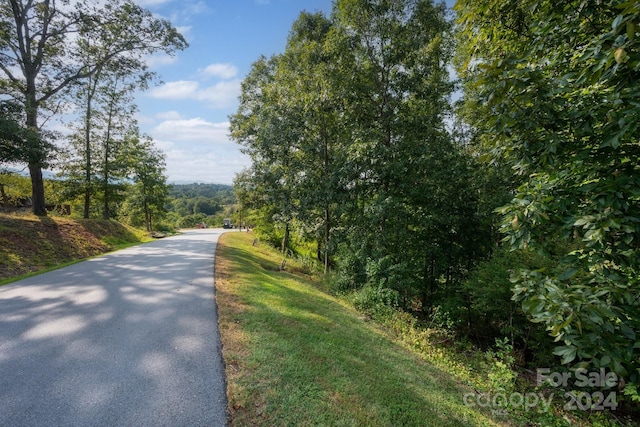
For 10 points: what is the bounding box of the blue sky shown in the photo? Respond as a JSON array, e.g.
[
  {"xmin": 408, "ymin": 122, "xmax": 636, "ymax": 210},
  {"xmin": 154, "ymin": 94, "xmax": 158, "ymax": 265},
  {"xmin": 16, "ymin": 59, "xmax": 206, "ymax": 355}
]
[
  {"xmin": 136, "ymin": 0, "xmax": 454, "ymax": 185},
  {"xmin": 135, "ymin": 0, "xmax": 334, "ymax": 185}
]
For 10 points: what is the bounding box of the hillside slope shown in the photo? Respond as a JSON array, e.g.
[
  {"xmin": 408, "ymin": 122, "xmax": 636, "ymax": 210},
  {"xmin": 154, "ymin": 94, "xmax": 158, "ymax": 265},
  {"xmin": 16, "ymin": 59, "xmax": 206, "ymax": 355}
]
[{"xmin": 0, "ymin": 213, "xmax": 148, "ymax": 282}]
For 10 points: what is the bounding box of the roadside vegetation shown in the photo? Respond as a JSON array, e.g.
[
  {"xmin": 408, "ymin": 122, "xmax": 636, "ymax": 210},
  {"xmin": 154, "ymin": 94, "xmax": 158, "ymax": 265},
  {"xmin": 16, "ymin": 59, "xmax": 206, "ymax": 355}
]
[
  {"xmin": 230, "ymin": 0, "xmax": 640, "ymax": 422},
  {"xmin": 216, "ymin": 232, "xmax": 635, "ymax": 426},
  {"xmin": 216, "ymin": 232, "xmax": 502, "ymax": 426},
  {"xmin": 0, "ymin": 212, "xmax": 150, "ymax": 284}
]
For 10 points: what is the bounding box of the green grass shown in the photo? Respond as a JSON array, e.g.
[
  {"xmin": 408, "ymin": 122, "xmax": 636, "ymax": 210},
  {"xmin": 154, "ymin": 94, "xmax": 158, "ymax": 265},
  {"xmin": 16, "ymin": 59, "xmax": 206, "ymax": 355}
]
[{"xmin": 216, "ymin": 232, "xmax": 506, "ymax": 426}]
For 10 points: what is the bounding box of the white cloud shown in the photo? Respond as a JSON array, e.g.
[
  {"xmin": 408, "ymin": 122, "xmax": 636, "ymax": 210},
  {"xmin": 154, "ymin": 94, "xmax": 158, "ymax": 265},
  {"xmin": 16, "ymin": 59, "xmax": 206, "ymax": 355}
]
[
  {"xmin": 147, "ymin": 80, "xmax": 199, "ymax": 99},
  {"xmin": 196, "ymin": 80, "xmax": 242, "ymax": 108},
  {"xmin": 155, "ymin": 110, "xmax": 184, "ymax": 120},
  {"xmin": 147, "ymin": 118, "xmax": 249, "ymax": 184},
  {"xmin": 162, "ymin": 148, "xmax": 250, "ymax": 184},
  {"xmin": 199, "ymin": 63, "xmax": 238, "ymax": 80},
  {"xmin": 145, "ymin": 53, "xmax": 179, "ymax": 68},
  {"xmin": 147, "ymin": 79, "xmax": 241, "ymax": 109},
  {"xmin": 152, "ymin": 118, "xmax": 232, "ymax": 144}
]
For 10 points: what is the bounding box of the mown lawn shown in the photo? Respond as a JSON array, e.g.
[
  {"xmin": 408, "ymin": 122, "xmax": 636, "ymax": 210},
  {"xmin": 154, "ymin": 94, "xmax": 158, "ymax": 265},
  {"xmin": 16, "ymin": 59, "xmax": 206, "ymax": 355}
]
[{"xmin": 215, "ymin": 232, "xmax": 507, "ymax": 426}]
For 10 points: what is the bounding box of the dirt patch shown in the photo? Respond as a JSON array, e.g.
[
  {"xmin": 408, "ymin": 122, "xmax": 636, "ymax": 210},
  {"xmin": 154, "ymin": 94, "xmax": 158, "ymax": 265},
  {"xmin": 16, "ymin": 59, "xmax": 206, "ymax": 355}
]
[{"xmin": 214, "ymin": 234, "xmax": 255, "ymax": 423}]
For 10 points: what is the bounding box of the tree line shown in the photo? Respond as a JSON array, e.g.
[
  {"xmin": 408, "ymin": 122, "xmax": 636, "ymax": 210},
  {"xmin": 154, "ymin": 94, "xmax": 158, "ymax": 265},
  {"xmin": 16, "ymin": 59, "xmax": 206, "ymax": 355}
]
[
  {"xmin": 0, "ymin": 168, "xmax": 235, "ymax": 231},
  {"xmin": 0, "ymin": 0, "xmax": 187, "ymax": 230},
  {"xmin": 231, "ymin": 0, "xmax": 640, "ymax": 401}
]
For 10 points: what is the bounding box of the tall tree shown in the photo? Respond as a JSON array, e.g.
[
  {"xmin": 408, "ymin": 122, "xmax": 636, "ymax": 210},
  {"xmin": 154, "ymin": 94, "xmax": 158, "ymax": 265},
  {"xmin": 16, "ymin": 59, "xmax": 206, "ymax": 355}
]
[
  {"xmin": 61, "ymin": 62, "xmax": 143, "ymax": 219},
  {"xmin": 330, "ymin": 0, "xmax": 467, "ymax": 306},
  {"xmin": 124, "ymin": 135, "xmax": 168, "ymax": 232},
  {"xmin": 279, "ymin": 11, "xmax": 344, "ymax": 272},
  {"xmin": 72, "ymin": 18, "xmax": 157, "ymax": 219},
  {"xmin": 96, "ymin": 71, "xmax": 140, "ymax": 220},
  {"xmin": 0, "ymin": 0, "xmax": 187, "ymax": 215},
  {"xmin": 455, "ymin": 0, "xmax": 640, "ymax": 385},
  {"xmin": 230, "ymin": 55, "xmax": 301, "ymax": 254}
]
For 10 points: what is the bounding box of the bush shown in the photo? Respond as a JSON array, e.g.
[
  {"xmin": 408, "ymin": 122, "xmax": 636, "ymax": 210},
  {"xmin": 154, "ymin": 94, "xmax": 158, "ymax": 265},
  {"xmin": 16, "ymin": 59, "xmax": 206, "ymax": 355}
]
[
  {"xmin": 176, "ymin": 213, "xmax": 207, "ymax": 228},
  {"xmin": 439, "ymin": 247, "xmax": 555, "ymax": 367},
  {"xmin": 351, "ymin": 285, "xmax": 400, "ymax": 318},
  {"xmin": 153, "ymin": 221, "xmax": 176, "ymax": 234}
]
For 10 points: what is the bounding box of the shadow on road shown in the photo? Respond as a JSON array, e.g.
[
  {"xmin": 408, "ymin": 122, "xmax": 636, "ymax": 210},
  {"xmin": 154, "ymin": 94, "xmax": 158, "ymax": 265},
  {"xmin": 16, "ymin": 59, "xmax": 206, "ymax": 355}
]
[{"xmin": 0, "ymin": 229, "xmax": 228, "ymax": 426}]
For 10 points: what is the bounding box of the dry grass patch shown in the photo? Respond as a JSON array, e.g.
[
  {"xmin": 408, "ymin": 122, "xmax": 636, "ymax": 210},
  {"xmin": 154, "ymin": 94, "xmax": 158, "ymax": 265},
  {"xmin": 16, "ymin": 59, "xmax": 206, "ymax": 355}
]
[{"xmin": 0, "ymin": 213, "xmax": 149, "ymax": 283}]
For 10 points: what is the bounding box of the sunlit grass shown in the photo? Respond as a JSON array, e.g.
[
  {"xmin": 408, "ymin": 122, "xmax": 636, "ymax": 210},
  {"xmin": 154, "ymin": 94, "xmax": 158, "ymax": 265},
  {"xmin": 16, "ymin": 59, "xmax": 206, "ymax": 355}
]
[{"xmin": 215, "ymin": 232, "xmax": 506, "ymax": 426}]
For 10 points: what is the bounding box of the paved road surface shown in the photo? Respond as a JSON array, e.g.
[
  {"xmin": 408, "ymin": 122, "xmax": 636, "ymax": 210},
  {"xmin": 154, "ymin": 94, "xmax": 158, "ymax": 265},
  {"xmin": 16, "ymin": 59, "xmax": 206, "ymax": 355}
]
[{"xmin": 0, "ymin": 229, "xmax": 228, "ymax": 426}]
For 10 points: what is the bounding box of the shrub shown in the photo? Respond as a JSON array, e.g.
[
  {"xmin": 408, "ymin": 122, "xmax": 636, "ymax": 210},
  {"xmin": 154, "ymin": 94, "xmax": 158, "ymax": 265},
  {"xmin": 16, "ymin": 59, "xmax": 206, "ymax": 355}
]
[{"xmin": 351, "ymin": 284, "xmax": 400, "ymax": 318}]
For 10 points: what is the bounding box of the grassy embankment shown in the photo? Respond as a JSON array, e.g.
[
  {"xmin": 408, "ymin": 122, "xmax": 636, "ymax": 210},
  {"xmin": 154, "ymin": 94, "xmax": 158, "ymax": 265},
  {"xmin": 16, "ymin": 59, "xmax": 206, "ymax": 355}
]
[
  {"xmin": 216, "ymin": 231, "xmax": 508, "ymax": 426},
  {"xmin": 216, "ymin": 233, "xmax": 635, "ymax": 427},
  {"xmin": 0, "ymin": 212, "xmax": 150, "ymax": 284}
]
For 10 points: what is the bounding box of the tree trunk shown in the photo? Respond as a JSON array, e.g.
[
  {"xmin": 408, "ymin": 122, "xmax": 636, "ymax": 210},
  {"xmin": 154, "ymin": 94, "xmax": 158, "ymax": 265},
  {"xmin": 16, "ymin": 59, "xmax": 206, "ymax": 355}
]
[
  {"xmin": 26, "ymin": 94, "xmax": 46, "ymax": 216},
  {"xmin": 281, "ymin": 222, "xmax": 290, "ymax": 254},
  {"xmin": 144, "ymin": 200, "xmax": 151, "ymax": 232},
  {"xmin": 102, "ymin": 97, "xmax": 115, "ymax": 221},
  {"xmin": 83, "ymin": 78, "xmax": 97, "ymax": 219},
  {"xmin": 324, "ymin": 207, "xmax": 330, "ymax": 274},
  {"xmin": 421, "ymin": 257, "xmax": 436, "ymax": 313},
  {"xmin": 28, "ymin": 164, "xmax": 46, "ymax": 216},
  {"xmin": 0, "ymin": 183, "xmax": 7, "ymax": 212}
]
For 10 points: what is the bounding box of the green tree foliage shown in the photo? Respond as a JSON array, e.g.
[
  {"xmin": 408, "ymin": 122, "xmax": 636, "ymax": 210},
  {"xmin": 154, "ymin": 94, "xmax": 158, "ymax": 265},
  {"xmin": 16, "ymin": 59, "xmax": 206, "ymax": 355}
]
[
  {"xmin": 68, "ymin": 34, "xmax": 155, "ymax": 219},
  {"xmin": 0, "ymin": 0, "xmax": 187, "ymax": 215},
  {"xmin": 0, "ymin": 170, "xmax": 30, "ymax": 210},
  {"xmin": 230, "ymin": 55, "xmax": 300, "ymax": 254},
  {"xmin": 328, "ymin": 0, "xmax": 482, "ymax": 310},
  {"xmin": 274, "ymin": 12, "xmax": 343, "ymax": 272},
  {"xmin": 60, "ymin": 72, "xmax": 140, "ymax": 220},
  {"xmin": 232, "ymin": 1, "xmax": 485, "ymax": 315},
  {"xmin": 121, "ymin": 136, "xmax": 168, "ymax": 232},
  {"xmin": 168, "ymin": 183, "xmax": 235, "ymax": 205},
  {"xmin": 0, "ymin": 102, "xmax": 47, "ymax": 164},
  {"xmin": 164, "ymin": 183, "xmax": 233, "ymax": 227},
  {"xmin": 456, "ymin": 0, "xmax": 640, "ymax": 384}
]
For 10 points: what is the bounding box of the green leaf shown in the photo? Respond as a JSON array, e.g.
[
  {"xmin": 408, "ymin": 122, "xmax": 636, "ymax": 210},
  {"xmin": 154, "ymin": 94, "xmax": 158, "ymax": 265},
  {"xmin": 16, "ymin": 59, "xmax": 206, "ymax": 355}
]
[
  {"xmin": 553, "ymin": 345, "xmax": 577, "ymax": 364},
  {"xmin": 612, "ymin": 14, "xmax": 625, "ymax": 32},
  {"xmin": 627, "ymin": 22, "xmax": 636, "ymax": 40},
  {"xmin": 620, "ymin": 323, "xmax": 636, "ymax": 340},
  {"xmin": 558, "ymin": 268, "xmax": 578, "ymax": 280}
]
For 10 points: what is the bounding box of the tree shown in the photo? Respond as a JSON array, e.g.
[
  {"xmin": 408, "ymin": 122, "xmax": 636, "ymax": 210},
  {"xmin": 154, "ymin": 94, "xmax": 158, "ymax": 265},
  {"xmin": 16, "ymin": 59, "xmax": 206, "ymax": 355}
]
[
  {"xmin": 124, "ymin": 135, "xmax": 168, "ymax": 232},
  {"xmin": 278, "ymin": 11, "xmax": 345, "ymax": 273},
  {"xmin": 455, "ymin": 0, "xmax": 640, "ymax": 386},
  {"xmin": 231, "ymin": 1, "xmax": 476, "ymax": 307},
  {"xmin": 230, "ymin": 55, "xmax": 301, "ymax": 254},
  {"xmin": 60, "ymin": 65, "xmax": 142, "ymax": 220},
  {"xmin": 328, "ymin": 0, "xmax": 471, "ymax": 307},
  {"xmin": 0, "ymin": 0, "xmax": 187, "ymax": 215},
  {"xmin": 70, "ymin": 17, "xmax": 158, "ymax": 219}
]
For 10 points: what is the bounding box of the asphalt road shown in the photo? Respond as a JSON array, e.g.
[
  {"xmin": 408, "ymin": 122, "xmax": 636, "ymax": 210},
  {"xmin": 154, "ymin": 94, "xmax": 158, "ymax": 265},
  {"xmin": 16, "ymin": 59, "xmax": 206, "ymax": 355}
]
[{"xmin": 0, "ymin": 229, "xmax": 229, "ymax": 426}]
